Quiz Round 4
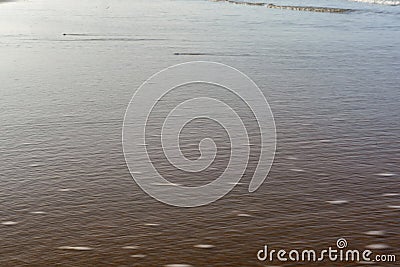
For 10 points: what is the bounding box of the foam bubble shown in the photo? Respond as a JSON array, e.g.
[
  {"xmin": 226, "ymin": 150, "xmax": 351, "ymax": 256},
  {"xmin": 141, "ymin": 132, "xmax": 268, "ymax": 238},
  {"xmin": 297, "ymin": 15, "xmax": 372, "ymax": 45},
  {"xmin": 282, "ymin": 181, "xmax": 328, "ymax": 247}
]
[
  {"xmin": 131, "ymin": 254, "xmax": 146, "ymax": 258},
  {"xmin": 237, "ymin": 213, "xmax": 252, "ymax": 217},
  {"xmin": 290, "ymin": 168, "xmax": 305, "ymax": 172},
  {"xmin": 365, "ymin": 230, "xmax": 386, "ymax": 236},
  {"xmin": 29, "ymin": 163, "xmax": 42, "ymax": 167},
  {"xmin": 365, "ymin": 244, "xmax": 390, "ymax": 249},
  {"xmin": 144, "ymin": 223, "xmax": 160, "ymax": 226},
  {"xmin": 58, "ymin": 188, "xmax": 73, "ymax": 192},
  {"xmin": 319, "ymin": 139, "xmax": 332, "ymax": 143},
  {"xmin": 1, "ymin": 221, "xmax": 18, "ymax": 226},
  {"xmin": 194, "ymin": 244, "xmax": 215, "ymax": 249},
  {"xmin": 375, "ymin": 173, "xmax": 396, "ymax": 177},
  {"xmin": 327, "ymin": 200, "xmax": 349, "ymax": 205},
  {"xmin": 58, "ymin": 246, "xmax": 93, "ymax": 251},
  {"xmin": 30, "ymin": 211, "xmax": 46, "ymax": 214}
]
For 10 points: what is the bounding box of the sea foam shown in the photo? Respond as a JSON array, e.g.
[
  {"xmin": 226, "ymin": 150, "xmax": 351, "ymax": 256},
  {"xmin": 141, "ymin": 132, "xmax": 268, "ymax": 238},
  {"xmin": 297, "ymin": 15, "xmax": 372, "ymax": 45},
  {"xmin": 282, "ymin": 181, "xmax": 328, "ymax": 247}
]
[{"xmin": 348, "ymin": 0, "xmax": 400, "ymax": 5}]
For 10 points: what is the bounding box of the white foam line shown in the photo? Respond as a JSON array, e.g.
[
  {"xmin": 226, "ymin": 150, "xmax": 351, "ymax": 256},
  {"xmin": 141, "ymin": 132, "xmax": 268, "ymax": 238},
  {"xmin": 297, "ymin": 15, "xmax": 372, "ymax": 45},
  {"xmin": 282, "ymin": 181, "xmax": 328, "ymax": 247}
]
[{"xmin": 348, "ymin": 0, "xmax": 400, "ymax": 6}]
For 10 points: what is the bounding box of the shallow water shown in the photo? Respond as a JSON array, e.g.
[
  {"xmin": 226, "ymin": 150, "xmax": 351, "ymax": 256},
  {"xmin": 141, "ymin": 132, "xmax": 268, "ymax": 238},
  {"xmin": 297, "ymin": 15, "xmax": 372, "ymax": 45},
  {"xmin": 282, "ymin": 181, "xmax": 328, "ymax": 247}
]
[{"xmin": 0, "ymin": 0, "xmax": 399, "ymax": 266}]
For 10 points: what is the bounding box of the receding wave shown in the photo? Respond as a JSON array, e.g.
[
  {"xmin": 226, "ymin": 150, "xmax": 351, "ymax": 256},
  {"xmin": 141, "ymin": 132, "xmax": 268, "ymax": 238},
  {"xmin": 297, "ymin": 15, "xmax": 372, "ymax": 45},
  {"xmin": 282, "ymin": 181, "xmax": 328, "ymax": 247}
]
[{"xmin": 348, "ymin": 0, "xmax": 400, "ymax": 5}]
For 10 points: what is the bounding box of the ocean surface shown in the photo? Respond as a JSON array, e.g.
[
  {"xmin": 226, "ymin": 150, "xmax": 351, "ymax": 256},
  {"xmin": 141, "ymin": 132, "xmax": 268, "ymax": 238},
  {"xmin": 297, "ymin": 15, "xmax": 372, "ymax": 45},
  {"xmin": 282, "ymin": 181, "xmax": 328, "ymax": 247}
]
[{"xmin": 0, "ymin": 0, "xmax": 399, "ymax": 266}]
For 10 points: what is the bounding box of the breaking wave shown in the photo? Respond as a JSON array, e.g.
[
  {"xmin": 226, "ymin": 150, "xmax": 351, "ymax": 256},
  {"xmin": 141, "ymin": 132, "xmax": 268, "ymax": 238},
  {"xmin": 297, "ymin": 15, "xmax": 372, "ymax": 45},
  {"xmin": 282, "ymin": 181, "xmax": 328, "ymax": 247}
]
[{"xmin": 348, "ymin": 0, "xmax": 400, "ymax": 5}]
